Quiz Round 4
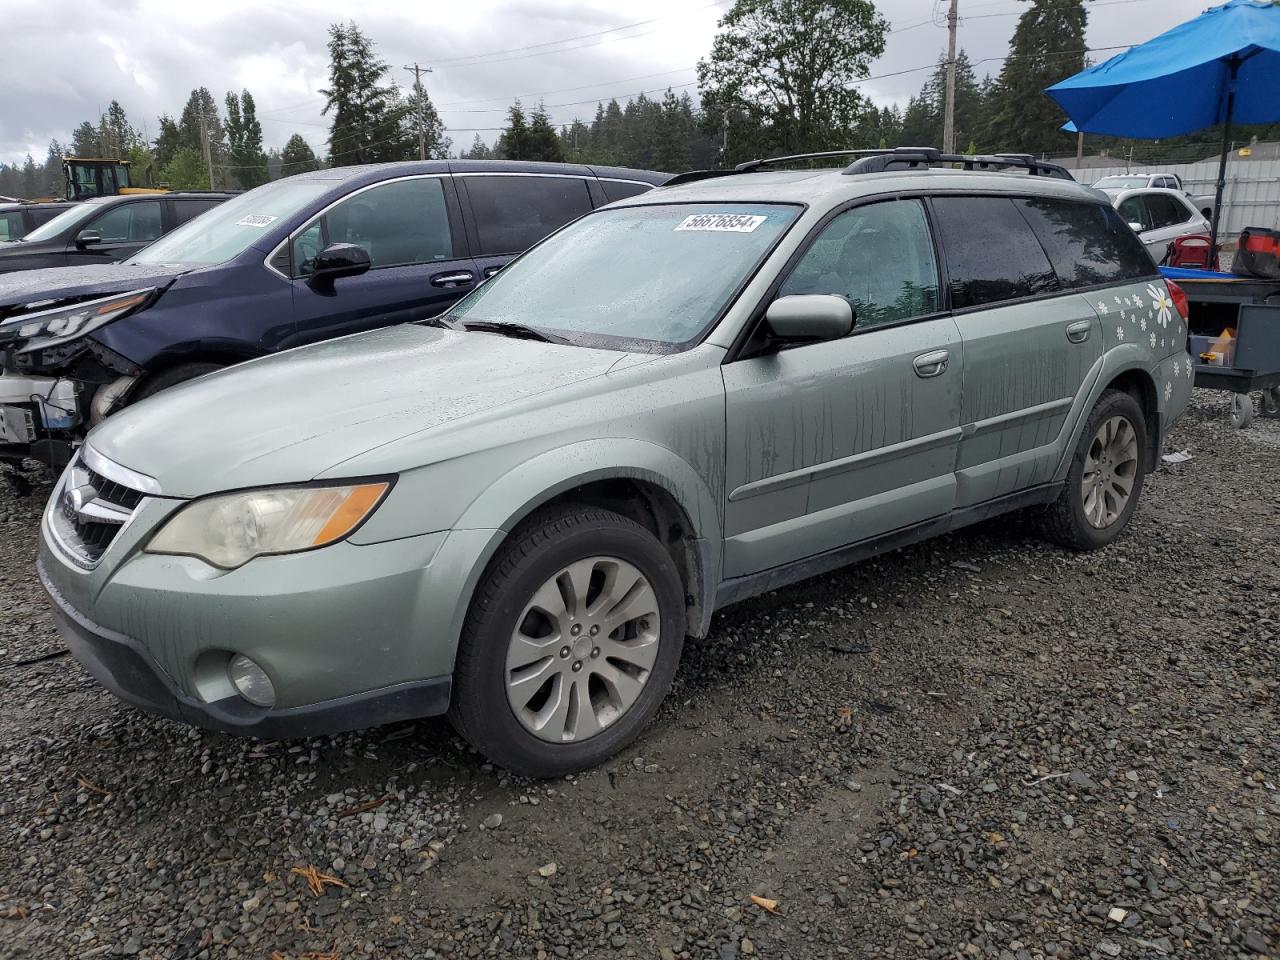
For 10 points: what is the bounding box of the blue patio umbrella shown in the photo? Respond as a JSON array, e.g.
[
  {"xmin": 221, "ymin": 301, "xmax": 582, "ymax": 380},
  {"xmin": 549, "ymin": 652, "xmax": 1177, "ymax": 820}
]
[{"xmin": 1046, "ymin": 0, "xmax": 1280, "ymax": 254}]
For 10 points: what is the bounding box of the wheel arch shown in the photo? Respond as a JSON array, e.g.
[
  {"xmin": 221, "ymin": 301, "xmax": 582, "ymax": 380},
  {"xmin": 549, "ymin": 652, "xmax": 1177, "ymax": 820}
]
[
  {"xmin": 447, "ymin": 440, "xmax": 723, "ymax": 646},
  {"xmin": 128, "ymin": 346, "xmax": 263, "ymax": 401},
  {"xmin": 1102, "ymin": 366, "xmax": 1161, "ymax": 468}
]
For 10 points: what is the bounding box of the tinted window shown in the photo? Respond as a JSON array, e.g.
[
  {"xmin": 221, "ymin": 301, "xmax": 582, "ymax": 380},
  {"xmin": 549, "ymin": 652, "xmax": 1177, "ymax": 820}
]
[
  {"xmin": 291, "ymin": 177, "xmax": 453, "ymax": 276},
  {"xmin": 1116, "ymin": 195, "xmax": 1152, "ymax": 232},
  {"xmin": 89, "ymin": 201, "xmax": 163, "ymax": 242},
  {"xmin": 29, "ymin": 206, "xmax": 67, "ymax": 227},
  {"xmin": 1147, "ymin": 193, "xmax": 1192, "ymax": 228},
  {"xmin": 931, "ymin": 196, "xmax": 1058, "ymax": 309},
  {"xmin": 0, "ymin": 211, "xmax": 24, "ymax": 241},
  {"xmin": 780, "ymin": 199, "xmax": 939, "ymax": 328},
  {"xmin": 465, "ymin": 176, "xmax": 593, "ymax": 255},
  {"xmin": 171, "ymin": 198, "xmax": 224, "ymax": 226},
  {"xmin": 600, "ymin": 180, "xmax": 653, "ymax": 203},
  {"xmin": 1015, "ymin": 198, "xmax": 1156, "ymax": 289}
]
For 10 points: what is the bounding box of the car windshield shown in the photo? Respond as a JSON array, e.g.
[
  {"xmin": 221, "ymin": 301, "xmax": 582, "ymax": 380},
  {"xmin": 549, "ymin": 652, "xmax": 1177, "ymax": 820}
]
[
  {"xmin": 1093, "ymin": 176, "xmax": 1149, "ymax": 189},
  {"xmin": 131, "ymin": 180, "xmax": 334, "ymax": 266},
  {"xmin": 19, "ymin": 203, "xmax": 101, "ymax": 242},
  {"xmin": 446, "ymin": 203, "xmax": 801, "ymax": 351}
]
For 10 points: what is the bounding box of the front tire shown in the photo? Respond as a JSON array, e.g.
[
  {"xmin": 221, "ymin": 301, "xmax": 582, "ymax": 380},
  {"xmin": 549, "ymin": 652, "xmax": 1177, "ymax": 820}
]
[
  {"xmin": 1041, "ymin": 389, "xmax": 1147, "ymax": 551},
  {"xmin": 449, "ymin": 505, "xmax": 686, "ymax": 777},
  {"xmin": 132, "ymin": 362, "xmax": 224, "ymax": 403}
]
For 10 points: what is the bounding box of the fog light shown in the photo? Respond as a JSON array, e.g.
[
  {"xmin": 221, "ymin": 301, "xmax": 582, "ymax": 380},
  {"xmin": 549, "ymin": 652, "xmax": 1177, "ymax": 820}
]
[{"xmin": 227, "ymin": 654, "xmax": 275, "ymax": 708}]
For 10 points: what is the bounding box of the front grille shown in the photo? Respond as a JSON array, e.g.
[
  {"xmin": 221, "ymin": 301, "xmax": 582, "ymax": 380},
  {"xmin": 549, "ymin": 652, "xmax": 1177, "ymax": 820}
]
[{"xmin": 49, "ymin": 453, "xmax": 146, "ymax": 567}]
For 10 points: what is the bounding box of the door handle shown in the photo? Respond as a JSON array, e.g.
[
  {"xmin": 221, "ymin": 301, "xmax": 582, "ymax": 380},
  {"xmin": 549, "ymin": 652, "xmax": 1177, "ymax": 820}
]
[
  {"xmin": 1066, "ymin": 319, "xmax": 1092, "ymax": 344},
  {"xmin": 913, "ymin": 349, "xmax": 950, "ymax": 378},
  {"xmin": 483, "ymin": 265, "xmax": 503, "ymax": 278},
  {"xmin": 430, "ymin": 271, "xmax": 474, "ymax": 288}
]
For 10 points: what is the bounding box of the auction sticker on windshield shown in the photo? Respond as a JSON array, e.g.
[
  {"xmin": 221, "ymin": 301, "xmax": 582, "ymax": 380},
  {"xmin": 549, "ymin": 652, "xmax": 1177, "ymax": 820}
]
[
  {"xmin": 675, "ymin": 213, "xmax": 768, "ymax": 233},
  {"xmin": 235, "ymin": 215, "xmax": 278, "ymax": 228}
]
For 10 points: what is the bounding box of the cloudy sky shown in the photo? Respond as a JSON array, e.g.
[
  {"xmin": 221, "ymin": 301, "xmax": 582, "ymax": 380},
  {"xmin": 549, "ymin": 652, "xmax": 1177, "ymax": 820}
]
[{"xmin": 2, "ymin": 0, "xmax": 1212, "ymax": 165}]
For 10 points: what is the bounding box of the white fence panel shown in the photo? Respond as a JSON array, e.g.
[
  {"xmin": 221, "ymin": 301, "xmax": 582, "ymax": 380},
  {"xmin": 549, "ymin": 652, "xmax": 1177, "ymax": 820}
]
[{"xmin": 1065, "ymin": 158, "xmax": 1280, "ymax": 237}]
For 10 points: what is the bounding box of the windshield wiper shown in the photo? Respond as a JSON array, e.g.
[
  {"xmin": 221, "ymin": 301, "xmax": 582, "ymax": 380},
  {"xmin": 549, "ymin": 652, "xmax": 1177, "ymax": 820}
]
[
  {"xmin": 418, "ymin": 314, "xmax": 460, "ymax": 330},
  {"xmin": 458, "ymin": 320, "xmax": 568, "ymax": 344}
]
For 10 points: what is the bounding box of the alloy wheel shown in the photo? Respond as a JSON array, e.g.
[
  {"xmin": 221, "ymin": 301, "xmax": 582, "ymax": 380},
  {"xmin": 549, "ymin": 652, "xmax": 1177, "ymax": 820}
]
[
  {"xmin": 1081, "ymin": 415, "xmax": 1139, "ymax": 529},
  {"xmin": 505, "ymin": 556, "xmax": 660, "ymax": 743}
]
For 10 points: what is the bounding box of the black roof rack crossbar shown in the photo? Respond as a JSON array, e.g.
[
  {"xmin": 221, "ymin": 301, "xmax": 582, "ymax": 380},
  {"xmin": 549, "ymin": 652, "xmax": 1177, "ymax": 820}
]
[
  {"xmin": 661, "ymin": 146, "xmax": 1075, "ymax": 189},
  {"xmin": 843, "ymin": 147, "xmax": 1074, "ymax": 180}
]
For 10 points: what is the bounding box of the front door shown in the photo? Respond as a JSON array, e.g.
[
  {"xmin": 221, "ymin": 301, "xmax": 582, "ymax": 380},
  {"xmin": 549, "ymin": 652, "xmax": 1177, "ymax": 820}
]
[
  {"xmin": 722, "ymin": 198, "xmax": 963, "ymax": 579},
  {"xmin": 66, "ymin": 199, "xmax": 164, "ymax": 264},
  {"xmin": 930, "ymin": 195, "xmax": 1105, "ymax": 507},
  {"xmin": 289, "ymin": 175, "xmax": 477, "ymax": 345}
]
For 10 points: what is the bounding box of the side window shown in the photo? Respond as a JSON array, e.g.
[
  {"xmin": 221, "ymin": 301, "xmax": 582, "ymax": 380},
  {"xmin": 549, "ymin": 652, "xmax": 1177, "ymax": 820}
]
[
  {"xmin": 0, "ymin": 211, "xmax": 23, "ymax": 241},
  {"xmin": 465, "ymin": 176, "xmax": 594, "ymax": 256},
  {"xmin": 1147, "ymin": 194, "xmax": 1189, "ymax": 228},
  {"xmin": 930, "ymin": 196, "xmax": 1059, "ymax": 310},
  {"xmin": 1015, "ymin": 198, "xmax": 1155, "ymax": 289},
  {"xmin": 172, "ymin": 198, "xmax": 223, "ymax": 226},
  {"xmin": 779, "ymin": 199, "xmax": 939, "ymax": 329},
  {"xmin": 30, "ymin": 206, "xmax": 66, "ymax": 227},
  {"xmin": 88, "ymin": 201, "xmax": 163, "ymax": 242},
  {"xmin": 599, "ymin": 180, "xmax": 653, "ymax": 203},
  {"xmin": 1117, "ymin": 195, "xmax": 1152, "ymax": 232},
  {"xmin": 291, "ymin": 177, "xmax": 453, "ymax": 277}
]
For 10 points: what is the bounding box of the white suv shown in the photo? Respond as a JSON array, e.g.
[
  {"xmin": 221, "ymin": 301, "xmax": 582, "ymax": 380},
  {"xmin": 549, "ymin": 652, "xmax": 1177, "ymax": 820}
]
[{"xmin": 1103, "ymin": 187, "xmax": 1212, "ymax": 259}]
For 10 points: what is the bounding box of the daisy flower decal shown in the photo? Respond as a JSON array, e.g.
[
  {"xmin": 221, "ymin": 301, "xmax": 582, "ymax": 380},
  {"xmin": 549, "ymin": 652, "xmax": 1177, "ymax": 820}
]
[
  {"xmin": 1116, "ymin": 325, "xmax": 1125, "ymax": 342},
  {"xmin": 1165, "ymin": 381, "xmax": 1173, "ymax": 402},
  {"xmin": 1098, "ymin": 301, "xmax": 1109, "ymax": 314},
  {"xmin": 1150, "ymin": 332, "xmax": 1157, "ymax": 349},
  {"xmin": 1148, "ymin": 283, "xmax": 1174, "ymax": 328},
  {"xmin": 1140, "ymin": 316, "xmax": 1147, "ymax": 331},
  {"xmin": 1185, "ymin": 357, "xmax": 1194, "ymax": 377}
]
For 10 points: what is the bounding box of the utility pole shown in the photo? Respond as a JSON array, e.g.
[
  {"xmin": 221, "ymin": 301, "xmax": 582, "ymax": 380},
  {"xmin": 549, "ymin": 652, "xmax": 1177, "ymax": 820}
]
[
  {"xmin": 720, "ymin": 109, "xmax": 732, "ymax": 166},
  {"xmin": 942, "ymin": 0, "xmax": 960, "ymax": 154},
  {"xmin": 403, "ymin": 62, "xmax": 433, "ymax": 161},
  {"xmin": 198, "ymin": 112, "xmax": 215, "ymax": 189}
]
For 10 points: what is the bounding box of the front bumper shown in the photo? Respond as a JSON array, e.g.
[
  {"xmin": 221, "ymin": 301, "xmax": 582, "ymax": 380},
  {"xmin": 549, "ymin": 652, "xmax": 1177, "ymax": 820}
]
[{"xmin": 39, "ymin": 556, "xmax": 452, "ymax": 739}]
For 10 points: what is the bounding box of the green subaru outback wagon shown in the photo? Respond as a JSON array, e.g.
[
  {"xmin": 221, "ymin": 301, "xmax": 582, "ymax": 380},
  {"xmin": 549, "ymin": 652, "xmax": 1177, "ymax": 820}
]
[{"xmin": 38, "ymin": 148, "xmax": 1193, "ymax": 776}]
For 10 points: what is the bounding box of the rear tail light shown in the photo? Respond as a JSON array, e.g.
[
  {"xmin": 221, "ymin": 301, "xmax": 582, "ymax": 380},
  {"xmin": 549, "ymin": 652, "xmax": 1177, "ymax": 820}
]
[{"xmin": 1167, "ymin": 280, "xmax": 1190, "ymax": 322}]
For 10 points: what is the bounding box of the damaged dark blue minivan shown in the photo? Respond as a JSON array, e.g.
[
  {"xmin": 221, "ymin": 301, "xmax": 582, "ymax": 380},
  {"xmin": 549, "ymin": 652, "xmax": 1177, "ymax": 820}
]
[{"xmin": 0, "ymin": 160, "xmax": 667, "ymax": 473}]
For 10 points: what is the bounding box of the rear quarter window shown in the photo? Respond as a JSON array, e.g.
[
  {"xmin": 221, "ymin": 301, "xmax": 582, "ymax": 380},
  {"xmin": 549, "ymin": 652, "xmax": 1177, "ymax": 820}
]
[
  {"xmin": 930, "ymin": 195, "xmax": 1059, "ymax": 309},
  {"xmin": 171, "ymin": 198, "xmax": 225, "ymax": 226},
  {"xmin": 1014, "ymin": 198, "xmax": 1156, "ymax": 289},
  {"xmin": 599, "ymin": 180, "xmax": 654, "ymax": 203}
]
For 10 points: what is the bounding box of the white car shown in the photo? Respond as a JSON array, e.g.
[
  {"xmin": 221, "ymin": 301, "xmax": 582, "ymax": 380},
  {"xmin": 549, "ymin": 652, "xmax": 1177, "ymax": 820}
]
[
  {"xmin": 1094, "ymin": 174, "xmax": 1215, "ymax": 219},
  {"xmin": 1102, "ymin": 187, "xmax": 1212, "ymax": 260}
]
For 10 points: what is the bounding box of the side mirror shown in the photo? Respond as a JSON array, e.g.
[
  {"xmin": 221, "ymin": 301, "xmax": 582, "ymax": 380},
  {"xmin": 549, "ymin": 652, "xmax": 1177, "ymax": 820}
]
[
  {"xmin": 765, "ymin": 294, "xmax": 854, "ymax": 342},
  {"xmin": 75, "ymin": 230, "xmax": 102, "ymax": 249},
  {"xmin": 1128, "ymin": 222, "xmax": 1145, "ymax": 234},
  {"xmin": 309, "ymin": 243, "xmax": 371, "ymax": 285}
]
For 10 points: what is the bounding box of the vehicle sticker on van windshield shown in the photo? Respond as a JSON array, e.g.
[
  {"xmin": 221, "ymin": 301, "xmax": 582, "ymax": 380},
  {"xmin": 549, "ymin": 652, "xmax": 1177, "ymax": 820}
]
[
  {"xmin": 235, "ymin": 215, "xmax": 278, "ymax": 228},
  {"xmin": 675, "ymin": 213, "xmax": 768, "ymax": 233}
]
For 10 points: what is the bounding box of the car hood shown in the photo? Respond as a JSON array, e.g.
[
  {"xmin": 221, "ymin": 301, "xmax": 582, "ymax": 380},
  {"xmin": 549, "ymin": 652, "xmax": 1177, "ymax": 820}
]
[
  {"xmin": 88, "ymin": 323, "xmax": 630, "ymax": 497},
  {"xmin": 0, "ymin": 262, "xmax": 189, "ymax": 318}
]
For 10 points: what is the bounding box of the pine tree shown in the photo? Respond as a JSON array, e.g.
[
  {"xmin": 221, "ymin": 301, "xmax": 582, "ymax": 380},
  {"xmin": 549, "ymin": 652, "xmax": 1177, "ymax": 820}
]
[
  {"xmin": 460, "ymin": 134, "xmax": 495, "ymax": 160},
  {"xmin": 176, "ymin": 88, "xmax": 225, "ymax": 186},
  {"xmin": 321, "ymin": 21, "xmax": 414, "ymax": 166},
  {"xmin": 526, "ymin": 102, "xmax": 563, "ymax": 162},
  {"xmin": 985, "ymin": 0, "xmax": 1087, "ymax": 156},
  {"xmin": 71, "ymin": 122, "xmax": 100, "ymax": 157},
  {"xmin": 159, "ymin": 148, "xmax": 209, "ymax": 190},
  {"xmin": 42, "ymin": 141, "xmax": 64, "ymax": 197},
  {"xmin": 404, "ymin": 86, "xmax": 451, "ymax": 159},
  {"xmin": 281, "ymin": 134, "xmax": 321, "ymax": 176},
  {"xmin": 225, "ymin": 89, "xmax": 269, "ymax": 188},
  {"xmin": 653, "ymin": 90, "xmax": 694, "ymax": 172},
  {"xmin": 496, "ymin": 101, "xmax": 531, "ymax": 160},
  {"xmin": 153, "ymin": 116, "xmax": 183, "ymax": 169}
]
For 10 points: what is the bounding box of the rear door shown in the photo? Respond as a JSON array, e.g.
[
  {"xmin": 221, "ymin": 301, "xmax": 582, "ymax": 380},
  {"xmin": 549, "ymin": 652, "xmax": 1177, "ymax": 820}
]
[
  {"xmin": 457, "ymin": 174, "xmax": 595, "ymax": 282},
  {"xmin": 66, "ymin": 199, "xmax": 164, "ymax": 263},
  {"xmin": 722, "ymin": 198, "xmax": 963, "ymax": 578},
  {"xmin": 931, "ymin": 194, "xmax": 1102, "ymax": 508},
  {"xmin": 288, "ymin": 175, "xmax": 476, "ymax": 345}
]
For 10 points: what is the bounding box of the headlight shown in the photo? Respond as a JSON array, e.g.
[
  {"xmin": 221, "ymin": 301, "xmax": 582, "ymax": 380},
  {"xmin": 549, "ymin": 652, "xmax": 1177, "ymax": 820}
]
[
  {"xmin": 2, "ymin": 288, "xmax": 153, "ymax": 353},
  {"xmin": 146, "ymin": 481, "xmax": 391, "ymax": 569}
]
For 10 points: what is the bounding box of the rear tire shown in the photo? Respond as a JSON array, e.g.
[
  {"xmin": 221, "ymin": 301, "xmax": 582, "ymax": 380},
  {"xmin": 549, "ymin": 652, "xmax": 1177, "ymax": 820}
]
[
  {"xmin": 1041, "ymin": 389, "xmax": 1147, "ymax": 551},
  {"xmin": 449, "ymin": 505, "xmax": 686, "ymax": 778},
  {"xmin": 132, "ymin": 362, "xmax": 223, "ymax": 403}
]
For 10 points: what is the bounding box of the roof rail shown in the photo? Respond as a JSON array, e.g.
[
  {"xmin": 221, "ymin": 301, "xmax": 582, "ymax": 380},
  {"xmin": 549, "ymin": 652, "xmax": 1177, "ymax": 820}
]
[
  {"xmin": 660, "ymin": 146, "xmax": 1076, "ymax": 189},
  {"xmin": 663, "ymin": 149, "xmax": 886, "ymax": 187},
  {"xmin": 843, "ymin": 147, "xmax": 1075, "ymax": 180}
]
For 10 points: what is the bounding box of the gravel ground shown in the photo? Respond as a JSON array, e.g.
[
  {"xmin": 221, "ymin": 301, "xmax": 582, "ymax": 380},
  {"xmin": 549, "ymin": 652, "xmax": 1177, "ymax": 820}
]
[{"xmin": 0, "ymin": 390, "xmax": 1276, "ymax": 960}]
